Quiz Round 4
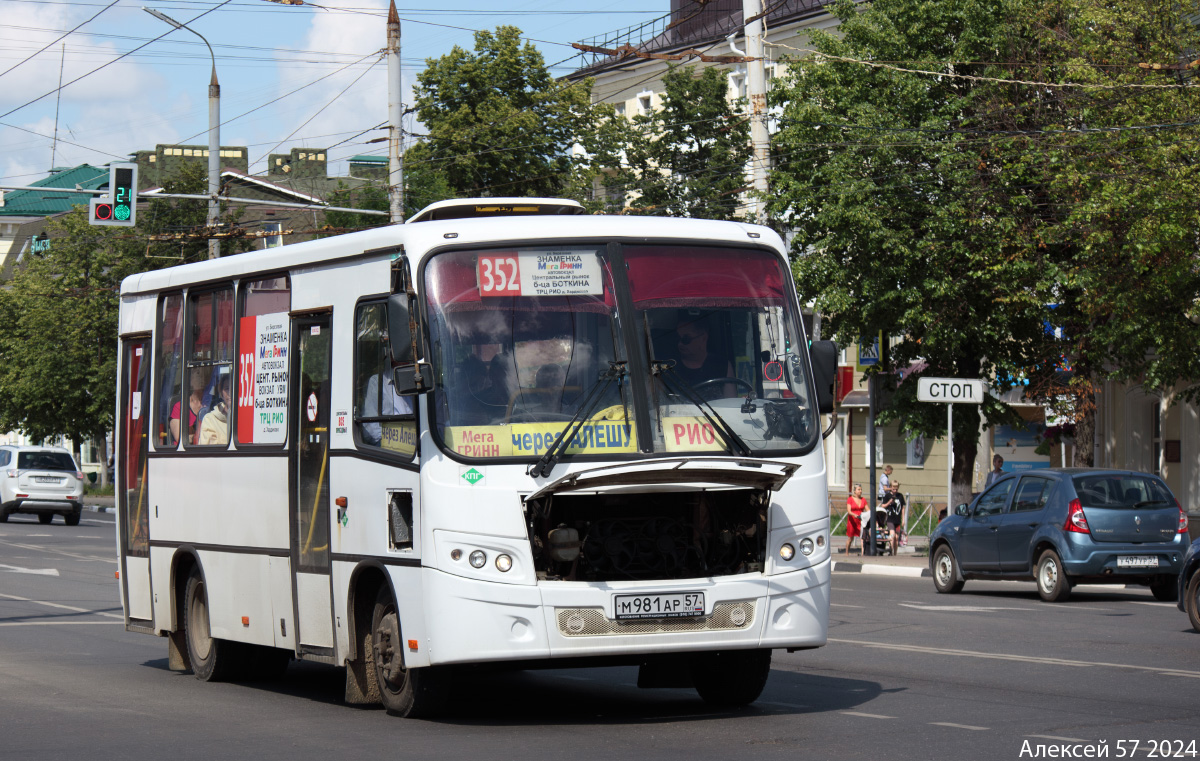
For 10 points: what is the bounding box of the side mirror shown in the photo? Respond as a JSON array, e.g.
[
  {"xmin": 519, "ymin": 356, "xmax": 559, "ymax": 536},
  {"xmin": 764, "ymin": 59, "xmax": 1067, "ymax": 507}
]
[
  {"xmin": 954, "ymin": 503, "xmax": 970, "ymax": 517},
  {"xmin": 393, "ymin": 364, "xmax": 434, "ymax": 396},
  {"xmin": 386, "ymin": 293, "xmax": 416, "ymax": 365},
  {"xmin": 808, "ymin": 340, "xmax": 837, "ymax": 414}
]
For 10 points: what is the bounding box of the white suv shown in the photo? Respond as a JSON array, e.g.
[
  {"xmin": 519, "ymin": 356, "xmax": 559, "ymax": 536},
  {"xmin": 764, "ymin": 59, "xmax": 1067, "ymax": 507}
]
[{"xmin": 0, "ymin": 446, "xmax": 85, "ymax": 525}]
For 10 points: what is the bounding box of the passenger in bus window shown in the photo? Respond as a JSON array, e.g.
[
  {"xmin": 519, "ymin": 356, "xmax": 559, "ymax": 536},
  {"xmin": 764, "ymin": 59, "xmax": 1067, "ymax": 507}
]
[
  {"xmin": 362, "ymin": 369, "xmax": 414, "ymax": 446},
  {"xmin": 198, "ymin": 375, "xmax": 232, "ymax": 446},
  {"xmin": 670, "ymin": 314, "xmax": 734, "ymax": 399},
  {"xmin": 170, "ymin": 374, "xmax": 205, "ymax": 445},
  {"xmin": 477, "ymin": 353, "xmax": 515, "ymax": 421}
]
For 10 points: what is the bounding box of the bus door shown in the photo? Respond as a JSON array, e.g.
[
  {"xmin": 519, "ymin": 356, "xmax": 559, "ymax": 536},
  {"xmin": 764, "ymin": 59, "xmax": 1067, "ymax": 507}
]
[
  {"xmin": 119, "ymin": 336, "xmax": 153, "ymax": 623},
  {"xmin": 289, "ymin": 314, "xmax": 335, "ymax": 652}
]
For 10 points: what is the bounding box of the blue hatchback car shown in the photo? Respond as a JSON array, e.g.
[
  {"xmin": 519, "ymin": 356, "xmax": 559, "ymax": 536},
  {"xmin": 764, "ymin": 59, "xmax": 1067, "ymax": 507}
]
[
  {"xmin": 929, "ymin": 468, "xmax": 1188, "ymax": 602},
  {"xmin": 1177, "ymin": 536, "xmax": 1200, "ymax": 632}
]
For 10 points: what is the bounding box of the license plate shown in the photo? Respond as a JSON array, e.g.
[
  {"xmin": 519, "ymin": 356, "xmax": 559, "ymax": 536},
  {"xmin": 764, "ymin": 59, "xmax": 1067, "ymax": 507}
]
[
  {"xmin": 1117, "ymin": 556, "xmax": 1158, "ymax": 568},
  {"xmin": 34, "ymin": 476, "xmax": 61, "ymax": 484},
  {"xmin": 613, "ymin": 592, "xmax": 704, "ymax": 620}
]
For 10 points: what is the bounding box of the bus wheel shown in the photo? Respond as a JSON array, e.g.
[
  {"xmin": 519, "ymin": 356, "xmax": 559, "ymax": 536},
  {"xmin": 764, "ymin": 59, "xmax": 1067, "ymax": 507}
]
[
  {"xmin": 184, "ymin": 569, "xmax": 240, "ymax": 682},
  {"xmin": 690, "ymin": 649, "xmax": 772, "ymax": 707},
  {"xmin": 370, "ymin": 587, "xmax": 449, "ymax": 717}
]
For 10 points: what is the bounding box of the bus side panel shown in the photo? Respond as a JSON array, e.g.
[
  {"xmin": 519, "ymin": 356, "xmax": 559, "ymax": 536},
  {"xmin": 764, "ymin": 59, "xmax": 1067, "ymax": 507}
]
[
  {"xmin": 150, "ymin": 456, "xmax": 289, "ymax": 548},
  {"xmin": 119, "ymin": 292, "xmax": 156, "ymax": 335},
  {"xmin": 269, "ymin": 556, "xmax": 294, "ymax": 650},
  {"xmin": 197, "ymin": 549, "xmax": 277, "ymax": 647},
  {"xmin": 125, "ymin": 556, "xmax": 153, "ymax": 621},
  {"xmin": 150, "ymin": 546, "xmax": 175, "ymax": 633}
]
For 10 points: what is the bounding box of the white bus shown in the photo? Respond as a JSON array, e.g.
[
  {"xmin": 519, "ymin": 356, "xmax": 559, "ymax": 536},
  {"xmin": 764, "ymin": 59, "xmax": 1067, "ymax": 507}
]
[{"xmin": 115, "ymin": 199, "xmax": 838, "ymax": 717}]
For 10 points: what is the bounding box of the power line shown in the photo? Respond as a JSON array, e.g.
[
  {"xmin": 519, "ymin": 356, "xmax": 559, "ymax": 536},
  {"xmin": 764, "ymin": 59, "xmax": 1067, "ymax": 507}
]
[{"xmin": 0, "ymin": 0, "xmax": 118, "ymax": 82}]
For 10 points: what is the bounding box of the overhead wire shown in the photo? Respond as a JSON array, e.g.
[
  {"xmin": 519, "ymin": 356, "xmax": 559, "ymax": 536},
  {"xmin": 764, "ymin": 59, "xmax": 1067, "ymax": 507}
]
[{"xmin": 0, "ymin": 0, "xmax": 118, "ymax": 81}]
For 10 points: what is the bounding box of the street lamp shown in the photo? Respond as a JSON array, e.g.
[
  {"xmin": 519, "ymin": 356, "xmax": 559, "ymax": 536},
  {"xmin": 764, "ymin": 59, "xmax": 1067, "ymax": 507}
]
[{"xmin": 144, "ymin": 7, "xmax": 221, "ymax": 259}]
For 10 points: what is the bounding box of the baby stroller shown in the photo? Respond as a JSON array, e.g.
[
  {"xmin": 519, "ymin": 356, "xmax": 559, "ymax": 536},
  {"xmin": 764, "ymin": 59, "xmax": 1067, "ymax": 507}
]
[{"xmin": 868, "ymin": 507, "xmax": 893, "ymax": 556}]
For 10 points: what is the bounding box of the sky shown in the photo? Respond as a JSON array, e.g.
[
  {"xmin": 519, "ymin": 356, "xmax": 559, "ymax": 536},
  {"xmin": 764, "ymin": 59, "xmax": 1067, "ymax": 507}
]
[{"xmin": 0, "ymin": 0, "xmax": 666, "ymax": 187}]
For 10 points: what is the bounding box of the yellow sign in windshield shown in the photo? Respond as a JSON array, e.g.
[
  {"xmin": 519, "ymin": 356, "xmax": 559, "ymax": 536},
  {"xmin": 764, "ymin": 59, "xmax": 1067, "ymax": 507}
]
[{"xmin": 445, "ymin": 407, "xmax": 636, "ymax": 458}]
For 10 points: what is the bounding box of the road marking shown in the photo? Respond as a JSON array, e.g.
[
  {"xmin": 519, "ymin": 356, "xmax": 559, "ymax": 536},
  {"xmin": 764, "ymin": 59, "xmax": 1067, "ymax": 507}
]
[
  {"xmin": 761, "ymin": 701, "xmax": 809, "ymax": 710},
  {"xmin": 842, "ymin": 711, "xmax": 895, "ymax": 719},
  {"xmin": 1129, "ymin": 601, "xmax": 1174, "ymax": 607},
  {"xmin": 898, "ymin": 602, "xmax": 1033, "ymax": 613},
  {"xmin": 0, "ymin": 540, "xmax": 116, "ymax": 564},
  {"xmin": 0, "ymin": 621, "xmax": 123, "ymax": 626},
  {"xmin": 26, "ymin": 534, "xmax": 51, "ymax": 537},
  {"xmin": 0, "ymin": 592, "xmax": 124, "ymax": 619},
  {"xmin": 0, "ymin": 563, "xmax": 59, "ymax": 576},
  {"xmin": 931, "ymin": 722, "xmax": 988, "ymax": 731},
  {"xmin": 828, "ymin": 638, "xmax": 1200, "ymax": 678},
  {"xmin": 830, "ymin": 603, "xmax": 863, "ymax": 608},
  {"xmin": 1027, "ymin": 735, "xmax": 1086, "ymax": 742}
]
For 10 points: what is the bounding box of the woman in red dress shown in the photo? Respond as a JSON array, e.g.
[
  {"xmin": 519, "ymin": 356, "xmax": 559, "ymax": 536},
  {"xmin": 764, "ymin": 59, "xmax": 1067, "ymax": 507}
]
[{"xmin": 845, "ymin": 484, "xmax": 866, "ymax": 556}]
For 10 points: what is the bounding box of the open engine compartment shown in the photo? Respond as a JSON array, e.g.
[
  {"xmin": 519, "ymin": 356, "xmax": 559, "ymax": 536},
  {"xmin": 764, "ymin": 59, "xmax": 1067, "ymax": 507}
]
[{"xmin": 526, "ymin": 489, "xmax": 768, "ymax": 582}]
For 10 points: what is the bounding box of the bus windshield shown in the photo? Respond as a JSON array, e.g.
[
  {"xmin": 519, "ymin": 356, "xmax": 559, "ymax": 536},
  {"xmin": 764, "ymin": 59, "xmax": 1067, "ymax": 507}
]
[
  {"xmin": 425, "ymin": 247, "xmax": 631, "ymax": 459},
  {"xmin": 424, "ymin": 243, "xmax": 818, "ymax": 460},
  {"xmin": 627, "ymin": 245, "xmax": 817, "ymax": 455}
]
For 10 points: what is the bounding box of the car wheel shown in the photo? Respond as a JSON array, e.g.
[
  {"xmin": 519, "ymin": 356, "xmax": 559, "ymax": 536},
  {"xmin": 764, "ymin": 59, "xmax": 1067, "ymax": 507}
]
[
  {"xmin": 64, "ymin": 511, "xmax": 80, "ymax": 527},
  {"xmin": 370, "ymin": 587, "xmax": 449, "ymax": 717},
  {"xmin": 690, "ymin": 649, "xmax": 772, "ymax": 707},
  {"xmin": 0, "ymin": 508, "xmax": 10, "ymax": 523},
  {"xmin": 931, "ymin": 545, "xmax": 964, "ymax": 594},
  {"xmin": 1150, "ymin": 575, "xmax": 1179, "ymax": 602},
  {"xmin": 1036, "ymin": 549, "xmax": 1071, "ymax": 602},
  {"xmin": 184, "ymin": 570, "xmax": 242, "ymax": 682},
  {"xmin": 38, "ymin": 513, "xmax": 54, "ymax": 525},
  {"xmin": 1186, "ymin": 572, "xmax": 1200, "ymax": 634}
]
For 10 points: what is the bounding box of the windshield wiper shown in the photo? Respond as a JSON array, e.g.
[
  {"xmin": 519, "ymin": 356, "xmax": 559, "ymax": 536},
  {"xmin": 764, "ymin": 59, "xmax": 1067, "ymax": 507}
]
[
  {"xmin": 528, "ymin": 361, "xmax": 626, "ymax": 478},
  {"xmin": 651, "ymin": 360, "xmax": 751, "ymax": 457}
]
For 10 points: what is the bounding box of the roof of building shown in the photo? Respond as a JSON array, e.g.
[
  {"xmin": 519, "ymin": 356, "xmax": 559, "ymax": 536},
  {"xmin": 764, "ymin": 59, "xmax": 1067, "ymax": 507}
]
[
  {"xmin": 0, "ymin": 164, "xmax": 109, "ymax": 217},
  {"xmin": 348, "ymin": 155, "xmax": 387, "ymax": 164}
]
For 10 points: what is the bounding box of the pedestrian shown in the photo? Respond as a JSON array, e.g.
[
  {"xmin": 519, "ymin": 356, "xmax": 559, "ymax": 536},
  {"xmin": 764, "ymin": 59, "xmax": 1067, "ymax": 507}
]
[
  {"xmin": 878, "ymin": 464, "xmax": 893, "ymax": 500},
  {"xmin": 984, "ymin": 454, "xmax": 1005, "ymax": 489},
  {"xmin": 885, "ymin": 481, "xmax": 907, "ymax": 555},
  {"xmin": 844, "ymin": 484, "xmax": 866, "ymax": 556}
]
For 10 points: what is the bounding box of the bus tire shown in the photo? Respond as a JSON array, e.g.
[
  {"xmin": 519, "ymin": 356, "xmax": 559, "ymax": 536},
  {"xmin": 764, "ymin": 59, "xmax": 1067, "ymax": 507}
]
[
  {"xmin": 184, "ymin": 569, "xmax": 241, "ymax": 682},
  {"xmin": 370, "ymin": 587, "xmax": 449, "ymax": 717},
  {"xmin": 690, "ymin": 649, "xmax": 772, "ymax": 707}
]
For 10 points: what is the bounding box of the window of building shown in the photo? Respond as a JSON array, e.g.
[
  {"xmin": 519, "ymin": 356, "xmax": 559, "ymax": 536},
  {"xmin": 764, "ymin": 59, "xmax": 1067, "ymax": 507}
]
[
  {"xmin": 355, "ymin": 300, "xmax": 416, "ymax": 458},
  {"xmin": 155, "ymin": 293, "xmax": 184, "ymax": 448},
  {"xmin": 186, "ymin": 288, "xmax": 234, "ymax": 447},
  {"xmin": 614, "ymin": 102, "xmax": 626, "ymax": 117},
  {"xmin": 864, "ymin": 428, "xmax": 883, "ymax": 467},
  {"xmin": 263, "ymin": 222, "xmax": 283, "ymax": 249},
  {"xmin": 638, "ymin": 93, "xmax": 652, "ymax": 115},
  {"xmin": 906, "ymin": 434, "xmax": 925, "ymax": 468},
  {"xmin": 731, "ymin": 74, "xmax": 747, "ymax": 99}
]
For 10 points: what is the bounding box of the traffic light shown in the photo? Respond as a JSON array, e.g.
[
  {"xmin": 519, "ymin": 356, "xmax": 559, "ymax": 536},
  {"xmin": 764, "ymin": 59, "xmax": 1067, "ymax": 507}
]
[{"xmin": 89, "ymin": 163, "xmax": 137, "ymax": 227}]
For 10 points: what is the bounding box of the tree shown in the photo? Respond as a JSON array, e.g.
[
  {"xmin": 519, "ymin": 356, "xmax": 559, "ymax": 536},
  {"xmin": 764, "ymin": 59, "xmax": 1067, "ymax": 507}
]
[
  {"xmin": 323, "ymin": 144, "xmax": 455, "ymax": 233},
  {"xmin": 413, "ymin": 26, "xmax": 599, "ymax": 198},
  {"xmin": 768, "ymin": 0, "xmax": 1048, "ymax": 505},
  {"xmin": 619, "ymin": 65, "xmax": 752, "ymax": 220}
]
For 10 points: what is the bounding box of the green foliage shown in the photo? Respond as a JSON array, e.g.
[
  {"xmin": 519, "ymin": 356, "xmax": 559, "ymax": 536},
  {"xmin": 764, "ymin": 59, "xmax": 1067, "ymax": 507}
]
[
  {"xmin": 413, "ymin": 26, "xmax": 599, "ymax": 197},
  {"xmin": 619, "ymin": 65, "xmax": 752, "ymax": 220},
  {"xmin": 324, "ymin": 181, "xmax": 389, "ymax": 232}
]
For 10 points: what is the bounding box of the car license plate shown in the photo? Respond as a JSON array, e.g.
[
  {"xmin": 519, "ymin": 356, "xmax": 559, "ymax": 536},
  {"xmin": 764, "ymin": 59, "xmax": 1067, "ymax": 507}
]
[
  {"xmin": 614, "ymin": 592, "xmax": 704, "ymax": 620},
  {"xmin": 1116, "ymin": 556, "xmax": 1158, "ymax": 568},
  {"xmin": 34, "ymin": 476, "xmax": 61, "ymax": 484}
]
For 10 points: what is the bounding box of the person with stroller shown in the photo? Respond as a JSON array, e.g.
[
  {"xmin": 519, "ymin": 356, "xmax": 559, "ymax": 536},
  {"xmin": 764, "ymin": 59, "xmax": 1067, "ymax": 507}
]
[{"xmin": 844, "ymin": 484, "xmax": 867, "ymax": 556}]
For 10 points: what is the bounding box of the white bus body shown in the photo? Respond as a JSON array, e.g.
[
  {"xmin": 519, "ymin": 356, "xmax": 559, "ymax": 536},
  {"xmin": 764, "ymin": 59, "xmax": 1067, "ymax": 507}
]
[{"xmin": 115, "ymin": 201, "xmax": 836, "ymax": 716}]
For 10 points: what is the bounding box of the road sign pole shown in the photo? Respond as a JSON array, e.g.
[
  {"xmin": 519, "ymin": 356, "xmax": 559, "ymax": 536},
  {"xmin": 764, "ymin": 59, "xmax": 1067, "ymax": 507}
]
[{"xmin": 947, "ymin": 403, "xmax": 953, "ymax": 514}]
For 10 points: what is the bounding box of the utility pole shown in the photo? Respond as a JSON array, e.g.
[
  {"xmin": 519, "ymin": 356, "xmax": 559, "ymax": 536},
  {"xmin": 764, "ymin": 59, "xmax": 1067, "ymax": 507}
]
[
  {"xmin": 742, "ymin": 0, "xmax": 770, "ymax": 224},
  {"xmin": 387, "ymin": 0, "xmax": 404, "ymax": 224}
]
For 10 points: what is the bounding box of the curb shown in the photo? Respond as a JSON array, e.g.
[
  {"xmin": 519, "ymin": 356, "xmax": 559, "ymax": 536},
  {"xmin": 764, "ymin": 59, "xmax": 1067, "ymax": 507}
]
[
  {"xmin": 86, "ymin": 505, "xmax": 116, "ymax": 513},
  {"xmin": 833, "ymin": 561, "xmax": 930, "ymax": 578}
]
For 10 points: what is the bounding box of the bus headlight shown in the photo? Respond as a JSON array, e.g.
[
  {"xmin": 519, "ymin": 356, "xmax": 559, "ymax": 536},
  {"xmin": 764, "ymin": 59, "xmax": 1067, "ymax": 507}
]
[
  {"xmin": 779, "ymin": 543, "xmax": 795, "ymax": 561},
  {"xmin": 799, "ymin": 538, "xmax": 815, "ymax": 556},
  {"xmin": 469, "ymin": 550, "xmax": 487, "ymax": 568},
  {"xmin": 495, "ymin": 554, "xmax": 512, "ymax": 573}
]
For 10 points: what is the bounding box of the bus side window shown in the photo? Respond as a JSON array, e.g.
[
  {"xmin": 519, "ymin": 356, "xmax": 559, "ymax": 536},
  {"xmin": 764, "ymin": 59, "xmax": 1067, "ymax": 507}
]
[
  {"xmin": 156, "ymin": 293, "xmax": 184, "ymax": 448},
  {"xmin": 186, "ymin": 287, "xmax": 234, "ymax": 448},
  {"xmin": 354, "ymin": 301, "xmax": 415, "ymax": 457}
]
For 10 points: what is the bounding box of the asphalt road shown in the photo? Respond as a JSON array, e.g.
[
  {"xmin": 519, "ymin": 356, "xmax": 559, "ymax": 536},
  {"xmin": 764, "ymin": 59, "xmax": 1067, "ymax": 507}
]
[{"xmin": 2, "ymin": 512, "xmax": 1197, "ymax": 761}]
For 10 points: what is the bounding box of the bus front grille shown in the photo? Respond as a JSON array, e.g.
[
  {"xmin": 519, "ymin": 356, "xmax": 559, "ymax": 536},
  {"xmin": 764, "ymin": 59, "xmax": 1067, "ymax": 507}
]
[{"xmin": 556, "ymin": 601, "xmax": 755, "ymax": 637}]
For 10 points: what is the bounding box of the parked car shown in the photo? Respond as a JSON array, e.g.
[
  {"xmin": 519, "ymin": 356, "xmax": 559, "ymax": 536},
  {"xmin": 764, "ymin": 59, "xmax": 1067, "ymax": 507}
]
[
  {"xmin": 929, "ymin": 468, "xmax": 1187, "ymax": 602},
  {"xmin": 0, "ymin": 446, "xmax": 85, "ymax": 525},
  {"xmin": 1178, "ymin": 535, "xmax": 1200, "ymax": 632}
]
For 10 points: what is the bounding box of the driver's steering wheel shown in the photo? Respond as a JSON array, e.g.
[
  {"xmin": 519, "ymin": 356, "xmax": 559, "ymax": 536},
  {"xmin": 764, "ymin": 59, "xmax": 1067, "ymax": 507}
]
[{"xmin": 691, "ymin": 377, "xmax": 755, "ymax": 397}]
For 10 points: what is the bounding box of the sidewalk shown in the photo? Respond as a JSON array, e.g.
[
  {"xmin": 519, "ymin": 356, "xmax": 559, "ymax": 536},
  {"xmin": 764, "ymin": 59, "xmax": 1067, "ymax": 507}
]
[{"xmin": 832, "ymin": 537, "xmax": 931, "ymax": 578}]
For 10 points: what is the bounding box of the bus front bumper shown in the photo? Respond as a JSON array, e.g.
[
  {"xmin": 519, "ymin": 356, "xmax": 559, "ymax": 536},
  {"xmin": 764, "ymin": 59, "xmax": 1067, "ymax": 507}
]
[{"xmin": 420, "ymin": 559, "xmax": 830, "ymax": 667}]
